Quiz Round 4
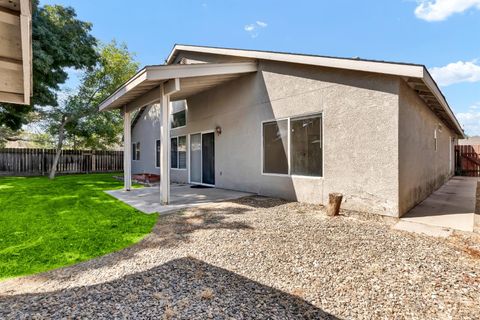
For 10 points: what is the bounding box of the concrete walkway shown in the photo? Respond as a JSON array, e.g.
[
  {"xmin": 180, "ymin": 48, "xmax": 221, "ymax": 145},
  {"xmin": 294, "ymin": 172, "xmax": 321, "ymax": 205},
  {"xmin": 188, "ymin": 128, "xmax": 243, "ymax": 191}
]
[
  {"xmin": 106, "ymin": 184, "xmax": 252, "ymax": 214},
  {"xmin": 401, "ymin": 176, "xmax": 479, "ymax": 232}
]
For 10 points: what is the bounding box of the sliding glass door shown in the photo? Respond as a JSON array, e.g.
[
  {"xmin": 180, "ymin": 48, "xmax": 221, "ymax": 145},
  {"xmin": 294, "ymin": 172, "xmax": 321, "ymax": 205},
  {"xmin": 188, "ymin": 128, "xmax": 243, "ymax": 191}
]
[{"xmin": 190, "ymin": 132, "xmax": 215, "ymax": 185}]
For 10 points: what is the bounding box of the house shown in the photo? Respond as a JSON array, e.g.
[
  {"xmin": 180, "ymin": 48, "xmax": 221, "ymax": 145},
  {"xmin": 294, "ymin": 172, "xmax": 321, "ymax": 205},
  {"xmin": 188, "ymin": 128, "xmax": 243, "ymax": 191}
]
[
  {"xmin": 0, "ymin": 0, "xmax": 32, "ymax": 105},
  {"xmin": 99, "ymin": 45, "xmax": 465, "ymax": 217}
]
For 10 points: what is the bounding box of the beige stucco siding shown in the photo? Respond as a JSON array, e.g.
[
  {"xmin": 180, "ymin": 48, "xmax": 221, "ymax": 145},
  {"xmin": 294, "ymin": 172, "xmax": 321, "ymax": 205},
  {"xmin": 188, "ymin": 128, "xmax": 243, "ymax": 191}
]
[
  {"xmin": 128, "ymin": 51, "xmax": 460, "ymax": 218},
  {"xmin": 131, "ymin": 104, "xmax": 161, "ymax": 175},
  {"xmin": 170, "ymin": 60, "xmax": 400, "ymax": 215},
  {"xmin": 398, "ymin": 80, "xmax": 455, "ymax": 215}
]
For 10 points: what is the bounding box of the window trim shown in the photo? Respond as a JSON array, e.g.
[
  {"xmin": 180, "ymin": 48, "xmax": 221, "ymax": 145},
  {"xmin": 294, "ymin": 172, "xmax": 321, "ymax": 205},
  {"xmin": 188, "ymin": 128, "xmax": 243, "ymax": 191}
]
[
  {"xmin": 132, "ymin": 142, "xmax": 141, "ymax": 161},
  {"xmin": 261, "ymin": 118, "xmax": 289, "ymax": 176},
  {"xmin": 170, "ymin": 135, "xmax": 187, "ymax": 170},
  {"xmin": 261, "ymin": 112, "xmax": 324, "ymax": 179},
  {"xmin": 171, "ymin": 109, "xmax": 187, "ymax": 129}
]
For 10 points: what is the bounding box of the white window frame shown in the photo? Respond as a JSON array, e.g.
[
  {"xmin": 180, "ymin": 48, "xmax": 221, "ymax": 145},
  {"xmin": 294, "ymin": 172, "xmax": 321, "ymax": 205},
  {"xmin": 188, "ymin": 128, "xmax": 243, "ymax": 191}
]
[
  {"xmin": 261, "ymin": 112, "xmax": 324, "ymax": 179},
  {"xmin": 132, "ymin": 142, "xmax": 141, "ymax": 161},
  {"xmin": 171, "ymin": 135, "xmax": 187, "ymax": 170},
  {"xmin": 171, "ymin": 109, "xmax": 187, "ymax": 129}
]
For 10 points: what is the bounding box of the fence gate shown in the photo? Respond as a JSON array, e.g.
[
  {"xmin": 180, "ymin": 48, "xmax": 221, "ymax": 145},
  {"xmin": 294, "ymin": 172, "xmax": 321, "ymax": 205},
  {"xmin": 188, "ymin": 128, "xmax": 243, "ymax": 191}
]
[
  {"xmin": 455, "ymin": 145, "xmax": 480, "ymax": 177},
  {"xmin": 0, "ymin": 148, "xmax": 123, "ymax": 176}
]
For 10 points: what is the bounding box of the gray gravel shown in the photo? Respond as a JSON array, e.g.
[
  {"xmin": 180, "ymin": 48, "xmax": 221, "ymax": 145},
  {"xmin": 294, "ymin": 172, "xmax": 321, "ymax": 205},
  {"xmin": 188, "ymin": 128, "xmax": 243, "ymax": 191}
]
[{"xmin": 1, "ymin": 196, "xmax": 479, "ymax": 319}]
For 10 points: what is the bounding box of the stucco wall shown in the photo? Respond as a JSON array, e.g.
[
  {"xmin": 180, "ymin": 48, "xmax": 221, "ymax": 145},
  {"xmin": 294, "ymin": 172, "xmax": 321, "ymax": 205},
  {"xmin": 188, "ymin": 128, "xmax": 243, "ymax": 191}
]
[
  {"xmin": 129, "ymin": 52, "xmax": 462, "ymax": 217},
  {"xmin": 131, "ymin": 104, "xmax": 161, "ymax": 175},
  {"xmin": 131, "ymin": 102, "xmax": 190, "ymax": 183},
  {"xmin": 398, "ymin": 80, "xmax": 456, "ymax": 215},
  {"xmin": 168, "ymin": 60, "xmax": 400, "ymax": 215}
]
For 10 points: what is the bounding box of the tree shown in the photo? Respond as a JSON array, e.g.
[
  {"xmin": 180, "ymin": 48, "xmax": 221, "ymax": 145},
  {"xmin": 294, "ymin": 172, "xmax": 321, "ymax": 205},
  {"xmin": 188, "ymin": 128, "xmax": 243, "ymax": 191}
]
[
  {"xmin": 0, "ymin": 0, "xmax": 97, "ymax": 143},
  {"xmin": 45, "ymin": 41, "xmax": 139, "ymax": 179}
]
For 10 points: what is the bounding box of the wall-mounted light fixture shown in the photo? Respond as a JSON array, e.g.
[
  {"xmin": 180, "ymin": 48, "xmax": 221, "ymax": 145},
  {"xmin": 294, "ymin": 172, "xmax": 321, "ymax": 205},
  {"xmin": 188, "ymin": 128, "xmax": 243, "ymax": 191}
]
[{"xmin": 215, "ymin": 126, "xmax": 222, "ymax": 135}]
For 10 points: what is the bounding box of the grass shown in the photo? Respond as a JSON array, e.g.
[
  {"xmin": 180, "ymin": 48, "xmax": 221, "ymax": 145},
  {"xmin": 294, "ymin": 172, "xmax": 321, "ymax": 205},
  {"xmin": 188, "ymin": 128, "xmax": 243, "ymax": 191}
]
[{"xmin": 0, "ymin": 173, "xmax": 157, "ymax": 280}]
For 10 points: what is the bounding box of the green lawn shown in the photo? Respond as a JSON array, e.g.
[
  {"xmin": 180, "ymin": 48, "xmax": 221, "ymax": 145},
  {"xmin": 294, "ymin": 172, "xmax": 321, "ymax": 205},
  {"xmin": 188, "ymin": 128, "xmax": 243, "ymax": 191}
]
[{"xmin": 0, "ymin": 173, "xmax": 157, "ymax": 280}]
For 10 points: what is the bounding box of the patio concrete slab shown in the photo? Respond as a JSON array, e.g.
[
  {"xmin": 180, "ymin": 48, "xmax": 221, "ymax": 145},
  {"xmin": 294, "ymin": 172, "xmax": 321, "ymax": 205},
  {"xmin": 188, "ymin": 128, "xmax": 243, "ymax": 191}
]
[
  {"xmin": 401, "ymin": 176, "xmax": 479, "ymax": 232},
  {"xmin": 106, "ymin": 184, "xmax": 253, "ymax": 214},
  {"xmin": 393, "ymin": 220, "xmax": 453, "ymax": 238}
]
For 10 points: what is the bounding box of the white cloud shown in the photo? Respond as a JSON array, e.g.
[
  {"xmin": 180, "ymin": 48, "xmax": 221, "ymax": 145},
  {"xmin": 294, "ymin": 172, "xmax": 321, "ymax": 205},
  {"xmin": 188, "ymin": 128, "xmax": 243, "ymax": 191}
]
[
  {"xmin": 457, "ymin": 109, "xmax": 480, "ymax": 136},
  {"xmin": 415, "ymin": 0, "xmax": 480, "ymax": 21},
  {"xmin": 256, "ymin": 20, "xmax": 268, "ymax": 27},
  {"xmin": 244, "ymin": 21, "xmax": 268, "ymax": 38},
  {"xmin": 244, "ymin": 24, "xmax": 255, "ymax": 32},
  {"xmin": 429, "ymin": 60, "xmax": 480, "ymax": 86}
]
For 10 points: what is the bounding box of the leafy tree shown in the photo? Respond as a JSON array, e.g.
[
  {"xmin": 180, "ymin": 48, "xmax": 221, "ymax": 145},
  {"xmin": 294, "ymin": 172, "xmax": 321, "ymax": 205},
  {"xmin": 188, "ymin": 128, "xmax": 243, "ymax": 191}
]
[
  {"xmin": 0, "ymin": 0, "xmax": 97, "ymax": 143},
  {"xmin": 45, "ymin": 41, "xmax": 139, "ymax": 179}
]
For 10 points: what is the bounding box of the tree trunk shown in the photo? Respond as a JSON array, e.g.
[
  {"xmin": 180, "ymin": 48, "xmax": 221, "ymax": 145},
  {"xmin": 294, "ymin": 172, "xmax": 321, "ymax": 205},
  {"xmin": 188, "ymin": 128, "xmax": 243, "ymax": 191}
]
[
  {"xmin": 49, "ymin": 117, "xmax": 67, "ymax": 179},
  {"xmin": 326, "ymin": 193, "xmax": 343, "ymax": 217}
]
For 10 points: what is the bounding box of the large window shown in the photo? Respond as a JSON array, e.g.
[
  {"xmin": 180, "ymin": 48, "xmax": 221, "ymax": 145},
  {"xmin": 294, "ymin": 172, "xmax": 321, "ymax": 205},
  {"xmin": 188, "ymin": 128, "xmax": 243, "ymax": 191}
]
[
  {"xmin": 290, "ymin": 115, "xmax": 322, "ymax": 176},
  {"xmin": 171, "ymin": 110, "xmax": 186, "ymax": 128},
  {"xmin": 171, "ymin": 136, "xmax": 187, "ymax": 169},
  {"xmin": 263, "ymin": 120, "xmax": 288, "ymax": 174},
  {"xmin": 262, "ymin": 114, "xmax": 322, "ymax": 177},
  {"xmin": 132, "ymin": 142, "xmax": 140, "ymax": 161}
]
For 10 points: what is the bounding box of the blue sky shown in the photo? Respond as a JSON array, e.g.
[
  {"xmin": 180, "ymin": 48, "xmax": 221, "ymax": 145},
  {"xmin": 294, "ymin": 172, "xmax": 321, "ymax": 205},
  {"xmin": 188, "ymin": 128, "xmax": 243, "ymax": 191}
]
[{"xmin": 41, "ymin": 0, "xmax": 480, "ymax": 136}]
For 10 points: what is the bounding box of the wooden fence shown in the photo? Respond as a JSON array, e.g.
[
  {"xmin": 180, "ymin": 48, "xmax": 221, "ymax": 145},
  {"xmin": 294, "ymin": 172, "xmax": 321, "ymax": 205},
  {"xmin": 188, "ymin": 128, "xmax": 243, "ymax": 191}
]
[
  {"xmin": 0, "ymin": 148, "xmax": 123, "ymax": 176},
  {"xmin": 455, "ymin": 145, "xmax": 480, "ymax": 177}
]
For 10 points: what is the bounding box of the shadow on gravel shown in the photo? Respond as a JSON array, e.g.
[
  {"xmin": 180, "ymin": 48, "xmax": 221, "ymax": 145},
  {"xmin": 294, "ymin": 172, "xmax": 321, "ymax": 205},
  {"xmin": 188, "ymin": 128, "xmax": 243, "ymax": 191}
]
[
  {"xmin": 16, "ymin": 197, "xmax": 291, "ymax": 283},
  {"xmin": 0, "ymin": 257, "xmax": 338, "ymax": 319}
]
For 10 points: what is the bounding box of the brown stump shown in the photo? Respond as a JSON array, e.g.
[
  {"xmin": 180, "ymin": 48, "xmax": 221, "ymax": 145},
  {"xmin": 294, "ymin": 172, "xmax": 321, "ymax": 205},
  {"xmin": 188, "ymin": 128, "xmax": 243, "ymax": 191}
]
[{"xmin": 326, "ymin": 193, "xmax": 343, "ymax": 217}]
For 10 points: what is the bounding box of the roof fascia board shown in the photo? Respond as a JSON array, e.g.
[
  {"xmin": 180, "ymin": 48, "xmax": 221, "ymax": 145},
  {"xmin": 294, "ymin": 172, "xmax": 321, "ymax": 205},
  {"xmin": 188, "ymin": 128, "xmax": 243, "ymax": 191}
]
[
  {"xmin": 125, "ymin": 85, "xmax": 161, "ymax": 113},
  {"xmin": 168, "ymin": 45, "xmax": 464, "ymax": 137},
  {"xmin": 146, "ymin": 62, "xmax": 257, "ymax": 81},
  {"xmin": 20, "ymin": 0, "xmax": 31, "ymax": 104},
  {"xmin": 100, "ymin": 62, "xmax": 257, "ymax": 111},
  {"xmin": 167, "ymin": 45, "xmax": 424, "ymax": 78},
  {"xmin": 99, "ymin": 69, "xmax": 148, "ymax": 111},
  {"xmin": 422, "ymin": 68, "xmax": 465, "ymax": 137}
]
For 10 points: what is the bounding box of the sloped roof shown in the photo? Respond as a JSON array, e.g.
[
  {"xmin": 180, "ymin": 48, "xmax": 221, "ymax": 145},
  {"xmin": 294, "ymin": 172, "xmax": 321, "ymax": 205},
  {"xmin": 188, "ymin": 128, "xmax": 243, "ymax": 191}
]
[{"xmin": 167, "ymin": 45, "xmax": 464, "ymax": 137}]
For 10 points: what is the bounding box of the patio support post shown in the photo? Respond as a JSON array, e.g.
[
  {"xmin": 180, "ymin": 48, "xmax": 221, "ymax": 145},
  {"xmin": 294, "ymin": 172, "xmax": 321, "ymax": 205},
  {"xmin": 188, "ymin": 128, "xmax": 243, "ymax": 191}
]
[
  {"xmin": 123, "ymin": 105, "xmax": 132, "ymax": 191},
  {"xmin": 159, "ymin": 84, "xmax": 170, "ymax": 204}
]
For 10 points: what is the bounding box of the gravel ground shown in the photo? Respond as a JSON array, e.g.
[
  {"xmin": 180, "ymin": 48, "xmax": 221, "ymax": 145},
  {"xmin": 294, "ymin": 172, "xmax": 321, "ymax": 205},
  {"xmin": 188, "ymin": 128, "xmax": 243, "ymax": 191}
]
[{"xmin": 1, "ymin": 196, "xmax": 479, "ymax": 319}]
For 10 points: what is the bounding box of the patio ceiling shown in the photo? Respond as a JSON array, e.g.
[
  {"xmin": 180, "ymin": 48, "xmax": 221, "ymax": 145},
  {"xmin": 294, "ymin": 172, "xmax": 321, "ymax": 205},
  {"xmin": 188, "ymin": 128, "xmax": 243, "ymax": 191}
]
[{"xmin": 98, "ymin": 62, "xmax": 258, "ymax": 112}]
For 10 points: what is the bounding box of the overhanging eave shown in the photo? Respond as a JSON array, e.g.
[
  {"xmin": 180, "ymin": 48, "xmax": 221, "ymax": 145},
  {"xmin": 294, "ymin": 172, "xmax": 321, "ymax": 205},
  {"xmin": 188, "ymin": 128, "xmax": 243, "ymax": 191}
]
[{"xmin": 99, "ymin": 62, "xmax": 258, "ymax": 111}]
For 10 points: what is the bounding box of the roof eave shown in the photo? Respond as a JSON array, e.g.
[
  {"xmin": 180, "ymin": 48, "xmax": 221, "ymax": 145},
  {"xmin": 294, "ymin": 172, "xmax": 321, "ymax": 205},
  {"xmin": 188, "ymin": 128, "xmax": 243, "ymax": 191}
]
[
  {"xmin": 421, "ymin": 67, "xmax": 465, "ymax": 138},
  {"xmin": 167, "ymin": 45, "xmax": 465, "ymax": 138}
]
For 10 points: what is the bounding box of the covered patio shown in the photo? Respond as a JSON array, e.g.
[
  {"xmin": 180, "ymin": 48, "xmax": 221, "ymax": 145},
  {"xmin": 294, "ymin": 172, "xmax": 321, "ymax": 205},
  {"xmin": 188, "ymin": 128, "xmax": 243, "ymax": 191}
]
[
  {"xmin": 106, "ymin": 184, "xmax": 252, "ymax": 214},
  {"xmin": 99, "ymin": 61, "xmax": 258, "ymax": 208}
]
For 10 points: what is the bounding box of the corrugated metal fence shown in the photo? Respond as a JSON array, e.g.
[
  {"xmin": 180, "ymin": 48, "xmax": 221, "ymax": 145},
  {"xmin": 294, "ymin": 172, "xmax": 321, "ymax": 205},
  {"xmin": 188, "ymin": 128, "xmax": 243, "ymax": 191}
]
[
  {"xmin": 455, "ymin": 145, "xmax": 480, "ymax": 177},
  {"xmin": 0, "ymin": 148, "xmax": 123, "ymax": 176}
]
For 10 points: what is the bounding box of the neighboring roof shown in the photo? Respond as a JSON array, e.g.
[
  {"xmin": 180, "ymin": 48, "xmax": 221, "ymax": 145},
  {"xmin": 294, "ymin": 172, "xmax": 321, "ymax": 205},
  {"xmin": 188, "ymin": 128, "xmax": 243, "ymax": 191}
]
[
  {"xmin": 0, "ymin": 0, "xmax": 32, "ymax": 105},
  {"xmin": 167, "ymin": 44, "xmax": 464, "ymax": 137}
]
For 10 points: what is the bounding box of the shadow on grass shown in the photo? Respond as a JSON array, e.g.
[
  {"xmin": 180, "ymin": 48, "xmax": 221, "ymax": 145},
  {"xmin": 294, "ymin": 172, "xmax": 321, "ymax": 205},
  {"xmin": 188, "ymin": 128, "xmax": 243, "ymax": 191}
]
[{"xmin": 0, "ymin": 257, "xmax": 338, "ymax": 319}]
